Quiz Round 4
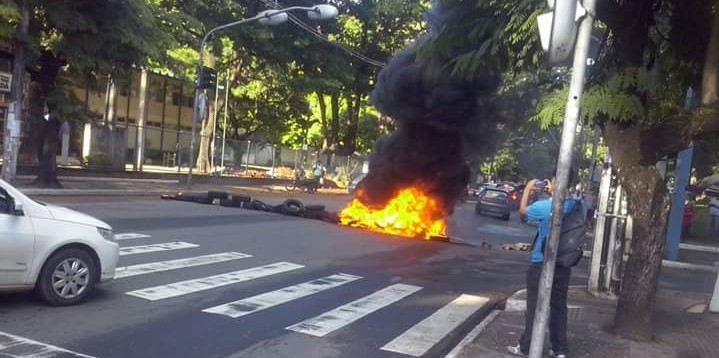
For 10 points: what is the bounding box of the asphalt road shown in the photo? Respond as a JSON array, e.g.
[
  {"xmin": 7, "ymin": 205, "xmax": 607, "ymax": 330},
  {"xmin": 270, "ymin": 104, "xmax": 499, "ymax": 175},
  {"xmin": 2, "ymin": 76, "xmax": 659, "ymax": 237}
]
[{"xmin": 0, "ymin": 193, "xmax": 714, "ymax": 358}]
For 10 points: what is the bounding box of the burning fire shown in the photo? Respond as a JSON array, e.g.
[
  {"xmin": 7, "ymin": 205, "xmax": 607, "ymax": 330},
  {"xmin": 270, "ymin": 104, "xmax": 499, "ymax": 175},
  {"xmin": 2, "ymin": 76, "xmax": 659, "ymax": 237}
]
[{"xmin": 339, "ymin": 187, "xmax": 448, "ymax": 240}]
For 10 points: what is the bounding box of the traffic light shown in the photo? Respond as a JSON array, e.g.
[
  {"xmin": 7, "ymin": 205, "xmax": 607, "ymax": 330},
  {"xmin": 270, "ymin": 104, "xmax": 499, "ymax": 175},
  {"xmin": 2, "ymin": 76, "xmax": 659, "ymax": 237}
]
[{"xmin": 196, "ymin": 66, "xmax": 217, "ymax": 89}]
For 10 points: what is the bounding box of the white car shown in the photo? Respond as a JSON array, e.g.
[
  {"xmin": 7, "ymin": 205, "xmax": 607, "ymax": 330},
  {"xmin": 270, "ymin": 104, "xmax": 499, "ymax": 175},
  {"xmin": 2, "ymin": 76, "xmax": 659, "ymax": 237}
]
[{"xmin": 0, "ymin": 179, "xmax": 119, "ymax": 305}]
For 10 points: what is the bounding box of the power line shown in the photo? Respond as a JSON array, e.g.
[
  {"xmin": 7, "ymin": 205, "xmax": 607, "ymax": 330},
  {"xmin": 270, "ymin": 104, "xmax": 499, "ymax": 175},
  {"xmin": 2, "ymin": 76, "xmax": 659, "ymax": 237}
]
[{"xmin": 258, "ymin": 0, "xmax": 386, "ymax": 67}]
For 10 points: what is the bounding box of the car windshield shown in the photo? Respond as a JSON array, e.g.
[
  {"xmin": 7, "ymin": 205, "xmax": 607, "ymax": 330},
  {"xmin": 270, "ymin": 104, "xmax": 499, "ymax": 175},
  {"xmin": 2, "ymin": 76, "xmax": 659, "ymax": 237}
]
[{"xmin": 483, "ymin": 190, "xmax": 507, "ymax": 199}]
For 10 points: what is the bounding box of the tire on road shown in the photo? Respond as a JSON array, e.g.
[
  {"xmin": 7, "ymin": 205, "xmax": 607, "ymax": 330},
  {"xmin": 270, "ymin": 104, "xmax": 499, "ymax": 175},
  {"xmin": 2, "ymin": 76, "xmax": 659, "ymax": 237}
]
[
  {"xmin": 194, "ymin": 196, "xmax": 213, "ymax": 204},
  {"xmin": 250, "ymin": 199, "xmax": 270, "ymax": 211},
  {"xmin": 231, "ymin": 194, "xmax": 252, "ymax": 205},
  {"xmin": 219, "ymin": 198, "xmax": 235, "ymax": 207},
  {"xmin": 174, "ymin": 193, "xmax": 198, "ymax": 202},
  {"xmin": 304, "ymin": 204, "xmax": 326, "ymax": 212},
  {"xmin": 36, "ymin": 247, "xmax": 98, "ymax": 306},
  {"xmin": 208, "ymin": 190, "xmax": 228, "ymax": 200},
  {"xmin": 279, "ymin": 199, "xmax": 305, "ymax": 216}
]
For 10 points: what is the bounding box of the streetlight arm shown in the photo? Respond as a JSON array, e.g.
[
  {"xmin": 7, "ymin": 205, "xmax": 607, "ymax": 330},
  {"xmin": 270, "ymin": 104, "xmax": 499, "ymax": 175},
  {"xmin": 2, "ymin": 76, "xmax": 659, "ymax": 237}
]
[
  {"xmin": 202, "ymin": 6, "xmax": 319, "ymax": 46},
  {"xmin": 187, "ymin": 5, "xmax": 336, "ymax": 188}
]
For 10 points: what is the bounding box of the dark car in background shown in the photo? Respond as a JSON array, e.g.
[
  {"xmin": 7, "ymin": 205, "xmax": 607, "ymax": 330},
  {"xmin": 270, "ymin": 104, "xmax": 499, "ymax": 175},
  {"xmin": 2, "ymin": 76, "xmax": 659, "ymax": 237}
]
[{"xmin": 474, "ymin": 188, "xmax": 512, "ymax": 220}]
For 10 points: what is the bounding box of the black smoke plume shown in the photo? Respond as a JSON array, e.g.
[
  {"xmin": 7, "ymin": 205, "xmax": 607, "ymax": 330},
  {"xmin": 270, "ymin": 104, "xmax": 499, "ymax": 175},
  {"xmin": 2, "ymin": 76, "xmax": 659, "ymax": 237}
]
[{"xmin": 356, "ymin": 3, "xmax": 502, "ymax": 215}]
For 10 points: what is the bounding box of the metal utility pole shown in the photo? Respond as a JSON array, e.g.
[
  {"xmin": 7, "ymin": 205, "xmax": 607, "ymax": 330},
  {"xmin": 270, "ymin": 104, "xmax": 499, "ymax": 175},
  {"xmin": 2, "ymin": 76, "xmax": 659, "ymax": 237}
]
[
  {"xmin": 220, "ymin": 69, "xmax": 230, "ymax": 170},
  {"xmin": 529, "ymin": 0, "xmax": 597, "ymax": 357},
  {"xmin": 588, "ymin": 155, "xmax": 612, "ymax": 294},
  {"xmin": 2, "ymin": 0, "xmax": 29, "ymax": 182}
]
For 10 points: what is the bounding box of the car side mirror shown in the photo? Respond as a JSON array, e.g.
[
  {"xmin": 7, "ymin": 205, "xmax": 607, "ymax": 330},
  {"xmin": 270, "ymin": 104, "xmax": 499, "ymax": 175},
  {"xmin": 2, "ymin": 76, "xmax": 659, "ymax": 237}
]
[{"xmin": 13, "ymin": 200, "xmax": 24, "ymax": 216}]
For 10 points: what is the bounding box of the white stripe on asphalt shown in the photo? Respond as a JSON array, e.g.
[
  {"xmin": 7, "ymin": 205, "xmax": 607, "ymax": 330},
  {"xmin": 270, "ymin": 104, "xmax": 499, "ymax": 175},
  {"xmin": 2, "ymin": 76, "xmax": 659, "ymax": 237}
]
[
  {"xmin": 114, "ymin": 232, "xmax": 152, "ymax": 241},
  {"xmin": 286, "ymin": 283, "xmax": 422, "ymax": 337},
  {"xmin": 381, "ymin": 294, "xmax": 489, "ymax": 357},
  {"xmin": 0, "ymin": 330, "xmax": 98, "ymax": 358},
  {"xmin": 203, "ymin": 273, "xmax": 362, "ymax": 318},
  {"xmin": 444, "ymin": 309, "xmax": 501, "ymax": 358},
  {"xmin": 115, "ymin": 252, "xmax": 252, "ymax": 279},
  {"xmin": 126, "ymin": 262, "xmax": 304, "ymax": 301},
  {"xmin": 119, "ymin": 241, "xmax": 199, "ymax": 256}
]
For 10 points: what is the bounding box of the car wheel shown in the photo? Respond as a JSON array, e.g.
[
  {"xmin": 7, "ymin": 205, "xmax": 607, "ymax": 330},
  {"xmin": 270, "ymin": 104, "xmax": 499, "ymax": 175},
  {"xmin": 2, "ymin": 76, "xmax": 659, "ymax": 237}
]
[
  {"xmin": 37, "ymin": 248, "xmax": 97, "ymax": 306},
  {"xmin": 475, "ymin": 205, "xmax": 482, "ymax": 215},
  {"xmin": 502, "ymin": 213, "xmax": 511, "ymax": 221}
]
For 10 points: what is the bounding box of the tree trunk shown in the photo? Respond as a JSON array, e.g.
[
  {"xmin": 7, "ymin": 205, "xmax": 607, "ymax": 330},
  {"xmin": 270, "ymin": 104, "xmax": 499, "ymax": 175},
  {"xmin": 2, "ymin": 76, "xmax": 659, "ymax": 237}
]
[
  {"xmin": 701, "ymin": 14, "xmax": 719, "ymax": 106},
  {"xmin": 29, "ymin": 52, "xmax": 64, "ymax": 188},
  {"xmin": 330, "ymin": 93, "xmax": 340, "ymax": 149},
  {"xmin": 605, "ymin": 122, "xmax": 670, "ymax": 341},
  {"xmin": 196, "ymin": 103, "xmax": 218, "ymax": 173},
  {"xmin": 317, "ymin": 92, "xmax": 329, "ymax": 152},
  {"xmin": 342, "ymin": 93, "xmax": 362, "ymax": 155},
  {"xmin": 34, "ymin": 116, "xmax": 62, "ymax": 188}
]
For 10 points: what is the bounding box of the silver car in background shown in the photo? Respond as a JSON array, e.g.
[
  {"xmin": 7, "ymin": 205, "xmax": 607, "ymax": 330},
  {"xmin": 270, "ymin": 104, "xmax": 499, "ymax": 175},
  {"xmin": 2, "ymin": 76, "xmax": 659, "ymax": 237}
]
[{"xmin": 474, "ymin": 188, "xmax": 512, "ymax": 220}]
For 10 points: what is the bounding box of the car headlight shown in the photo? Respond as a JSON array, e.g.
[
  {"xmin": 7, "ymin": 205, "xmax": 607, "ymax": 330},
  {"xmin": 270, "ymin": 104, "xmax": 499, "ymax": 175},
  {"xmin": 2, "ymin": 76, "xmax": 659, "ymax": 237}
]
[{"xmin": 97, "ymin": 227, "xmax": 115, "ymax": 242}]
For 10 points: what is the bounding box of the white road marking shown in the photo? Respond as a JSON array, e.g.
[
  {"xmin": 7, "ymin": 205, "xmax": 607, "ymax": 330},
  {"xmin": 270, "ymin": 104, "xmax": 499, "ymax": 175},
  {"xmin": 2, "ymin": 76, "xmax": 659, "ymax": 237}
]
[
  {"xmin": 444, "ymin": 309, "xmax": 501, "ymax": 358},
  {"xmin": 115, "ymin": 252, "xmax": 252, "ymax": 279},
  {"xmin": 126, "ymin": 262, "xmax": 304, "ymax": 301},
  {"xmin": 114, "ymin": 232, "xmax": 152, "ymax": 241},
  {"xmin": 203, "ymin": 273, "xmax": 362, "ymax": 318},
  {"xmin": 286, "ymin": 283, "xmax": 422, "ymax": 337},
  {"xmin": 119, "ymin": 241, "xmax": 199, "ymax": 256},
  {"xmin": 0, "ymin": 330, "xmax": 98, "ymax": 358},
  {"xmin": 381, "ymin": 294, "xmax": 489, "ymax": 357}
]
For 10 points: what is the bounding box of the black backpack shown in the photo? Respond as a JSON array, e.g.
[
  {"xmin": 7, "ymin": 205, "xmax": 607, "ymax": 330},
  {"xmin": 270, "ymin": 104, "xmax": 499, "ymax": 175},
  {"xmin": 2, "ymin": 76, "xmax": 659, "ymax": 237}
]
[{"xmin": 533, "ymin": 199, "xmax": 587, "ymax": 268}]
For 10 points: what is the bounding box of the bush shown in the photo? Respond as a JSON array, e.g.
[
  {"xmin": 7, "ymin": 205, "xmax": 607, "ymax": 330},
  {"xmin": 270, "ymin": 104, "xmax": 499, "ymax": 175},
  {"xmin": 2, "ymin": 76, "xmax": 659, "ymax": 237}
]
[{"xmin": 84, "ymin": 153, "xmax": 113, "ymax": 168}]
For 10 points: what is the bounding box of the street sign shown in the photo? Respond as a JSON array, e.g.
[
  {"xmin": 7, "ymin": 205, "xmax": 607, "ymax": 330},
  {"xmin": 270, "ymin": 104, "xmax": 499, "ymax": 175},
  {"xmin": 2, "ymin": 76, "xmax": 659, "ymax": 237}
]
[{"xmin": 0, "ymin": 72, "xmax": 12, "ymax": 93}]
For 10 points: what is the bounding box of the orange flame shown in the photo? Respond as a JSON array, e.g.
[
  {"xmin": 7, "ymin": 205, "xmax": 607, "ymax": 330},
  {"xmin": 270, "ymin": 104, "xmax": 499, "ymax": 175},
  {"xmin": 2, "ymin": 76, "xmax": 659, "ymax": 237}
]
[{"xmin": 339, "ymin": 187, "xmax": 448, "ymax": 240}]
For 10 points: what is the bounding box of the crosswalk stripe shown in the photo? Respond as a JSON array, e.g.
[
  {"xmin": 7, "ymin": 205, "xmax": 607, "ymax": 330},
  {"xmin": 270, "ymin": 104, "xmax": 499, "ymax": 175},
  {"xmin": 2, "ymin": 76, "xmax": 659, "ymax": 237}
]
[
  {"xmin": 126, "ymin": 262, "xmax": 305, "ymax": 301},
  {"xmin": 115, "ymin": 252, "xmax": 252, "ymax": 279},
  {"xmin": 286, "ymin": 283, "xmax": 422, "ymax": 337},
  {"xmin": 119, "ymin": 241, "xmax": 199, "ymax": 256},
  {"xmin": 0, "ymin": 330, "xmax": 98, "ymax": 358},
  {"xmin": 114, "ymin": 232, "xmax": 152, "ymax": 241},
  {"xmin": 203, "ymin": 273, "xmax": 362, "ymax": 318},
  {"xmin": 380, "ymin": 294, "xmax": 489, "ymax": 357}
]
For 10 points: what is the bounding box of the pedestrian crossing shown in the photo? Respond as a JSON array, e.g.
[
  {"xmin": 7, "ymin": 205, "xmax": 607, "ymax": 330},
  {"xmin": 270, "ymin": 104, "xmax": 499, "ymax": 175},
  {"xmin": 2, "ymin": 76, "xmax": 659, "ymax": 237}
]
[{"xmin": 111, "ymin": 232, "xmax": 492, "ymax": 357}]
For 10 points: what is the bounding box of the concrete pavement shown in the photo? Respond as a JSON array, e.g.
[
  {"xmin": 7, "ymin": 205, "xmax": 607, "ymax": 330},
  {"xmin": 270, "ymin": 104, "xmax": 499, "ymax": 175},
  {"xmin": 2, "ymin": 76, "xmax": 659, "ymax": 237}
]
[
  {"xmin": 451, "ymin": 287, "xmax": 719, "ymax": 358},
  {"xmin": 0, "ymin": 196, "xmax": 531, "ymax": 358}
]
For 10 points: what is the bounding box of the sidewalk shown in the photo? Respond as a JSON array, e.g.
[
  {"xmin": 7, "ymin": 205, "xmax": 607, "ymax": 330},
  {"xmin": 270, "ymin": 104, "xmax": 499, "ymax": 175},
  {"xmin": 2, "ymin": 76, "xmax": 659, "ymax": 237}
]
[
  {"xmin": 12, "ymin": 176, "xmax": 350, "ymax": 197},
  {"xmin": 450, "ymin": 287, "xmax": 719, "ymax": 358}
]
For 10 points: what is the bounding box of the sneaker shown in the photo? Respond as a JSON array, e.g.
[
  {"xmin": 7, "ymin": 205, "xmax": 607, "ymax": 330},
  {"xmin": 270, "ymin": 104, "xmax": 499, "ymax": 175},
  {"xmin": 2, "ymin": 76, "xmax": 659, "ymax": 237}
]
[
  {"xmin": 549, "ymin": 349, "xmax": 567, "ymax": 358},
  {"xmin": 506, "ymin": 345, "xmax": 528, "ymax": 357}
]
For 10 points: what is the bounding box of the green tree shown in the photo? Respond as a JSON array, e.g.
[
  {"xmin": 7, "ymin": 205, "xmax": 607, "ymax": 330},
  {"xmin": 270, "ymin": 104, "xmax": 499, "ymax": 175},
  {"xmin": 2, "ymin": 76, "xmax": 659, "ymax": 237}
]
[
  {"xmin": 1, "ymin": 0, "xmax": 170, "ymax": 187},
  {"xmin": 426, "ymin": 0, "xmax": 719, "ymax": 339}
]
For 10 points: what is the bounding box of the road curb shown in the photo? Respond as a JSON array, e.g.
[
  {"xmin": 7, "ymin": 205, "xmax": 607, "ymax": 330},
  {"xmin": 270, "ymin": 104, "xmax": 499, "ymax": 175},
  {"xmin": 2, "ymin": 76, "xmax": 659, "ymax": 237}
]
[
  {"xmin": 16, "ymin": 175, "xmax": 179, "ymax": 184},
  {"xmin": 21, "ymin": 189, "xmax": 169, "ymax": 196}
]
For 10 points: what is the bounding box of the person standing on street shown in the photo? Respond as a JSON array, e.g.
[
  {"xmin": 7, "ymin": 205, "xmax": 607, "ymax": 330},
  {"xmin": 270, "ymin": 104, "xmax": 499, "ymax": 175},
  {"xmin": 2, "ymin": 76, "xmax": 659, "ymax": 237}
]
[
  {"xmin": 508, "ymin": 172, "xmax": 578, "ymax": 358},
  {"xmin": 710, "ymin": 197, "xmax": 719, "ymax": 238}
]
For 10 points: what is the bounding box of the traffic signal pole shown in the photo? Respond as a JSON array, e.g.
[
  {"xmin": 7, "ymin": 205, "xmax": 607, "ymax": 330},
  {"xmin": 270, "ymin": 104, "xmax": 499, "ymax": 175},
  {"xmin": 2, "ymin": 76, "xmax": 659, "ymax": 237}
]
[{"xmin": 528, "ymin": 1, "xmax": 597, "ymax": 357}]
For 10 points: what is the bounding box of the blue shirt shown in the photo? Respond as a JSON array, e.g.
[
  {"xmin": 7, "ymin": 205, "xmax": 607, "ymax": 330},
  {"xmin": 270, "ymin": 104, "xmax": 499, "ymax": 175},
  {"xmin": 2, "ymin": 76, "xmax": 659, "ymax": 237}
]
[{"xmin": 528, "ymin": 198, "xmax": 579, "ymax": 263}]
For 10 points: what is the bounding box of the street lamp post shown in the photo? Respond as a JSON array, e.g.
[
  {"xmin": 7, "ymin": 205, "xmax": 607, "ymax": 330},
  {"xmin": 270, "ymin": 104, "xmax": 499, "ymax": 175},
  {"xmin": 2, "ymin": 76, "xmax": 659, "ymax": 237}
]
[{"xmin": 186, "ymin": 5, "xmax": 339, "ymax": 188}]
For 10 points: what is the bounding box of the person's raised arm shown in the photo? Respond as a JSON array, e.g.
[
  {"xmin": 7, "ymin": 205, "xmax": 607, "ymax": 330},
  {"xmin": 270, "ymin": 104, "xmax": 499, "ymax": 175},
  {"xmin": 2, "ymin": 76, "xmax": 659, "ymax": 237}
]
[{"xmin": 519, "ymin": 179, "xmax": 537, "ymax": 220}]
